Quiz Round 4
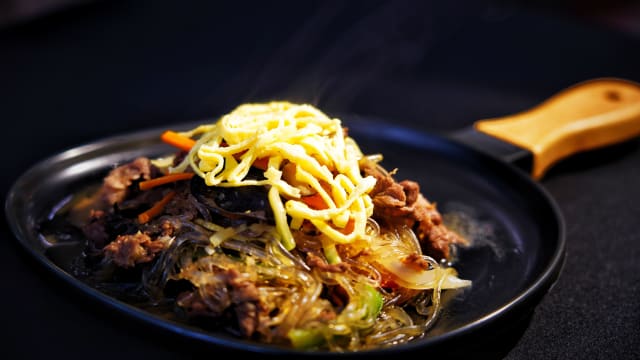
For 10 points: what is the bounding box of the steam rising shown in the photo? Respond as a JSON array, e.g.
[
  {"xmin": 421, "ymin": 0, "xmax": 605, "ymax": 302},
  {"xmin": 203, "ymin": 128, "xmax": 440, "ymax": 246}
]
[{"xmin": 209, "ymin": 1, "xmax": 485, "ymax": 116}]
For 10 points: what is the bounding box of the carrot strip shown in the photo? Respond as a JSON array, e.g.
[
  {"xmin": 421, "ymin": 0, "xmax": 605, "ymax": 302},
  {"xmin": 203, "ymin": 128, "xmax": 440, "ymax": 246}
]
[
  {"xmin": 161, "ymin": 130, "xmax": 196, "ymax": 151},
  {"xmin": 252, "ymin": 157, "xmax": 269, "ymax": 170},
  {"xmin": 138, "ymin": 191, "xmax": 176, "ymax": 224},
  {"xmin": 139, "ymin": 172, "xmax": 194, "ymax": 191},
  {"xmin": 339, "ymin": 218, "xmax": 355, "ymax": 235},
  {"xmin": 301, "ymin": 193, "xmax": 329, "ymax": 210}
]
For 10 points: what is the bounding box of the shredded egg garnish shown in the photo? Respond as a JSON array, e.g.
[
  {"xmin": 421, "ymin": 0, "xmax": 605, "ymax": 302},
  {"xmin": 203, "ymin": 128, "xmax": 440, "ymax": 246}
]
[{"xmin": 167, "ymin": 102, "xmax": 376, "ymax": 251}]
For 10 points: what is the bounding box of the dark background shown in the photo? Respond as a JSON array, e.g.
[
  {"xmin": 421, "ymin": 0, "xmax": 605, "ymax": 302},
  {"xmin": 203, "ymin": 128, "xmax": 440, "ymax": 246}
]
[{"xmin": 1, "ymin": 0, "xmax": 639, "ymax": 359}]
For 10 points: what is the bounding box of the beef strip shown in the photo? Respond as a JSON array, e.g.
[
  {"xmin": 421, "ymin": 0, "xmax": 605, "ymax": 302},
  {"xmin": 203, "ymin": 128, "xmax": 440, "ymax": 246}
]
[
  {"xmin": 227, "ymin": 269, "xmax": 262, "ymax": 337},
  {"xmin": 361, "ymin": 161, "xmax": 467, "ymax": 260},
  {"xmin": 306, "ymin": 252, "xmax": 350, "ymax": 273},
  {"xmin": 176, "ymin": 267, "xmax": 264, "ymax": 338},
  {"xmin": 102, "ymin": 231, "xmax": 169, "ymax": 268},
  {"xmin": 101, "ymin": 157, "xmax": 154, "ymax": 205}
]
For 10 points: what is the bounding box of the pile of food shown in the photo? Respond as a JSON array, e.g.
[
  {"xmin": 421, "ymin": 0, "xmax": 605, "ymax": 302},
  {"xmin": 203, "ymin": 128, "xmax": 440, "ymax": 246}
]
[{"xmin": 63, "ymin": 101, "xmax": 470, "ymax": 351}]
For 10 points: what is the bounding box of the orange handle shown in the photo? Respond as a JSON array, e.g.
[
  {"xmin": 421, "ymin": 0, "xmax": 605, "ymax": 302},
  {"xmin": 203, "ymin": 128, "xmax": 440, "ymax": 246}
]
[{"xmin": 475, "ymin": 78, "xmax": 640, "ymax": 179}]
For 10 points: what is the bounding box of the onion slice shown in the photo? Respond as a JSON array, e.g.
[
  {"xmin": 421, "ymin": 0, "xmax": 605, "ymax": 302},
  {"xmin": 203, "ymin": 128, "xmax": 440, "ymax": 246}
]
[{"xmin": 378, "ymin": 258, "xmax": 471, "ymax": 290}]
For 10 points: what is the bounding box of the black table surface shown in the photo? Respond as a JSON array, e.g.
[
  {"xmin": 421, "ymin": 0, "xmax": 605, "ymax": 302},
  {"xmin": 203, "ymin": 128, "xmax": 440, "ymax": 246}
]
[{"xmin": 2, "ymin": 1, "xmax": 639, "ymax": 359}]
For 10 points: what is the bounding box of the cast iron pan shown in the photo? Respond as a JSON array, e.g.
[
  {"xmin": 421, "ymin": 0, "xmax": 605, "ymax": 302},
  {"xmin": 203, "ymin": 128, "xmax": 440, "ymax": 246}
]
[{"xmin": 5, "ymin": 78, "xmax": 640, "ymax": 357}]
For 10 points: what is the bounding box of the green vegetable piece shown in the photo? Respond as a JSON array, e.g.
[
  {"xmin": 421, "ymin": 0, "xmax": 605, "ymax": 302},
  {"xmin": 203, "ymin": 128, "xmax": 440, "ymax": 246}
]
[
  {"xmin": 288, "ymin": 327, "xmax": 326, "ymax": 349},
  {"xmin": 288, "ymin": 285, "xmax": 382, "ymax": 350},
  {"xmin": 362, "ymin": 284, "xmax": 383, "ymax": 320},
  {"xmin": 322, "ymin": 238, "xmax": 341, "ymax": 264}
]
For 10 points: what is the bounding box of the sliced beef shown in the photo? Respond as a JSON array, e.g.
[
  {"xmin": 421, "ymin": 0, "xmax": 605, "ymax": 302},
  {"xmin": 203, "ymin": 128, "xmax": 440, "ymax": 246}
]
[
  {"xmin": 306, "ymin": 252, "xmax": 350, "ymax": 273},
  {"xmin": 402, "ymin": 253, "xmax": 430, "ymax": 271},
  {"xmin": 227, "ymin": 269, "xmax": 262, "ymax": 337},
  {"xmin": 176, "ymin": 267, "xmax": 264, "ymax": 338},
  {"xmin": 101, "ymin": 157, "xmax": 154, "ymax": 205},
  {"xmin": 362, "ymin": 161, "xmax": 467, "ymax": 260},
  {"xmin": 102, "ymin": 231, "xmax": 168, "ymax": 268}
]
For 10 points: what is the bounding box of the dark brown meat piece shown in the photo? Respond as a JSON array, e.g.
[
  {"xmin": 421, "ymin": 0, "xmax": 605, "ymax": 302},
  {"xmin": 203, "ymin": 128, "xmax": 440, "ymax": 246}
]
[
  {"xmin": 402, "ymin": 253, "xmax": 430, "ymax": 271},
  {"xmin": 361, "ymin": 161, "xmax": 467, "ymax": 260},
  {"xmin": 176, "ymin": 267, "xmax": 264, "ymax": 338},
  {"xmin": 306, "ymin": 252, "xmax": 350, "ymax": 273},
  {"xmin": 226, "ymin": 269, "xmax": 262, "ymax": 337},
  {"xmin": 101, "ymin": 157, "xmax": 153, "ymax": 205},
  {"xmin": 102, "ymin": 231, "xmax": 168, "ymax": 268}
]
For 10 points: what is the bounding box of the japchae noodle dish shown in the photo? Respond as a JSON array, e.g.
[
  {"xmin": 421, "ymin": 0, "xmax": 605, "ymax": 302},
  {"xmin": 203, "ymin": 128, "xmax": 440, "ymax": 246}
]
[{"xmin": 58, "ymin": 102, "xmax": 471, "ymax": 351}]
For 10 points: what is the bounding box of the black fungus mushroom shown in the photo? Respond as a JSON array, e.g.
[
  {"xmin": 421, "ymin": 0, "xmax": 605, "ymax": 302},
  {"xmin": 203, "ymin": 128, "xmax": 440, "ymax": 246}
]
[{"xmin": 190, "ymin": 173, "xmax": 274, "ymax": 227}]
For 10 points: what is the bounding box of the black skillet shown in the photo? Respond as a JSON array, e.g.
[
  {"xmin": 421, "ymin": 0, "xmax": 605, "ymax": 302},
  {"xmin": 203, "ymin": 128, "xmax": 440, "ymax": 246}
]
[{"xmin": 5, "ymin": 78, "xmax": 640, "ymax": 358}]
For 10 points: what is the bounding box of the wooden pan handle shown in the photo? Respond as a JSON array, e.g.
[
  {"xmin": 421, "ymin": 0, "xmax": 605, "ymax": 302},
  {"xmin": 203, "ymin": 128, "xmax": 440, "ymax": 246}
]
[{"xmin": 474, "ymin": 78, "xmax": 640, "ymax": 179}]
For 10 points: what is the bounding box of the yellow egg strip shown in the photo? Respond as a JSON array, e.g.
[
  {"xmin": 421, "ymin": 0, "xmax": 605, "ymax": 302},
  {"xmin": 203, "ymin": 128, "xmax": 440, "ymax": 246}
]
[{"xmin": 174, "ymin": 101, "xmax": 376, "ymax": 250}]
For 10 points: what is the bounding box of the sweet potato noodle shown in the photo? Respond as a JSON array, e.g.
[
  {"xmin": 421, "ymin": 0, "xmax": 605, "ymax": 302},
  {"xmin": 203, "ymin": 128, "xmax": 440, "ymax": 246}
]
[{"xmin": 61, "ymin": 102, "xmax": 471, "ymax": 352}]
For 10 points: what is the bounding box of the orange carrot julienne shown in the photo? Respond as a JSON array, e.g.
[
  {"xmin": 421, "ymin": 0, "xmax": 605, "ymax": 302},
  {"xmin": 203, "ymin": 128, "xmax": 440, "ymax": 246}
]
[
  {"xmin": 252, "ymin": 157, "xmax": 269, "ymax": 170},
  {"xmin": 338, "ymin": 218, "xmax": 355, "ymax": 235},
  {"xmin": 139, "ymin": 172, "xmax": 194, "ymax": 191},
  {"xmin": 301, "ymin": 193, "xmax": 329, "ymax": 210},
  {"xmin": 161, "ymin": 130, "xmax": 196, "ymax": 151},
  {"xmin": 138, "ymin": 191, "xmax": 176, "ymax": 224}
]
